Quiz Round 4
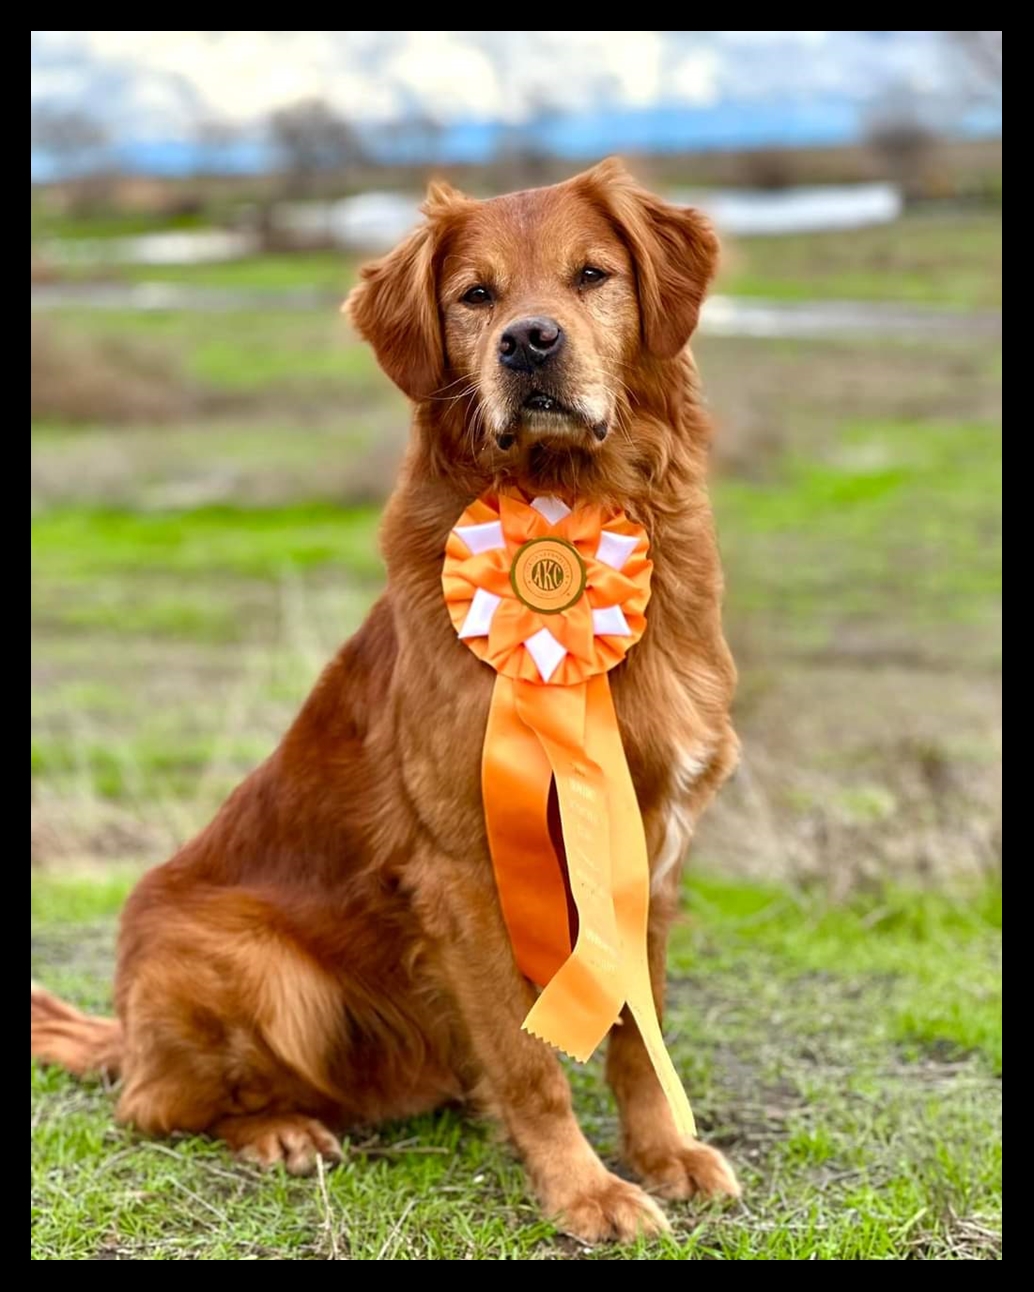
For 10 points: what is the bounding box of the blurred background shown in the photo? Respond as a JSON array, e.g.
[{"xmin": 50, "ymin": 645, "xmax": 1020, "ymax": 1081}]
[{"xmin": 31, "ymin": 30, "xmax": 1002, "ymax": 895}]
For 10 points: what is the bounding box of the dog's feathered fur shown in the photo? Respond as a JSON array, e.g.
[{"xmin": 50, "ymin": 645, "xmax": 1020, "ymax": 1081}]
[{"xmin": 31, "ymin": 159, "xmax": 740, "ymax": 1240}]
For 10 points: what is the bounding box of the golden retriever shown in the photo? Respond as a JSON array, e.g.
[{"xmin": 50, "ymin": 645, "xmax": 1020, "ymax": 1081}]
[{"xmin": 32, "ymin": 158, "xmax": 741, "ymax": 1241}]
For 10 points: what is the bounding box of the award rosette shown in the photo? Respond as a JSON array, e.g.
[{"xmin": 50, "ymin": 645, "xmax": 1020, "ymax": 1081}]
[{"xmin": 442, "ymin": 491, "xmax": 696, "ymax": 1136}]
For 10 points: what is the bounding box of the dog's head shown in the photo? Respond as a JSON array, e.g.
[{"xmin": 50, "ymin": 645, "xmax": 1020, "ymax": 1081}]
[{"xmin": 348, "ymin": 158, "xmax": 718, "ymax": 479}]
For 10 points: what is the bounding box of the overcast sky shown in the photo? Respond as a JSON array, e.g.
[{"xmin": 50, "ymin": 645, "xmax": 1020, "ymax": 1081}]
[{"xmin": 31, "ymin": 31, "xmax": 997, "ymax": 138}]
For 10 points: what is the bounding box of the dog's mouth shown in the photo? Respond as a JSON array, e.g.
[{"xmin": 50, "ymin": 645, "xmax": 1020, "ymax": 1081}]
[
  {"xmin": 522, "ymin": 391, "xmax": 573, "ymax": 416},
  {"xmin": 493, "ymin": 390, "xmax": 608, "ymax": 451}
]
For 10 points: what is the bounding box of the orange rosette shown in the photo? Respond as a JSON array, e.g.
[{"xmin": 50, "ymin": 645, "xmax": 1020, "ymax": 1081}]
[{"xmin": 443, "ymin": 492, "xmax": 697, "ymax": 1138}]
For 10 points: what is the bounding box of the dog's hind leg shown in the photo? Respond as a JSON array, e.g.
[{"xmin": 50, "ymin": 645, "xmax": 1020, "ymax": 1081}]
[{"xmin": 111, "ymin": 884, "xmax": 348, "ymax": 1171}]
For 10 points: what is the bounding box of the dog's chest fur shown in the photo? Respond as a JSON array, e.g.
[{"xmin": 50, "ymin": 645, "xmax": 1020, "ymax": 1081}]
[{"xmin": 384, "ymin": 477, "xmax": 736, "ymax": 884}]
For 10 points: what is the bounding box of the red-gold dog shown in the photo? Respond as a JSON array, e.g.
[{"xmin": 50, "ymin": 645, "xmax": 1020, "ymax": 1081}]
[{"xmin": 32, "ymin": 159, "xmax": 741, "ymax": 1241}]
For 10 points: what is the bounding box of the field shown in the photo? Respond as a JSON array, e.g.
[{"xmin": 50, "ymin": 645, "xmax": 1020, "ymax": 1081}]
[
  {"xmin": 32, "ymin": 873, "xmax": 1001, "ymax": 1259},
  {"xmin": 31, "ymin": 209, "xmax": 1002, "ymax": 1259},
  {"xmin": 40, "ymin": 208, "xmax": 1002, "ymax": 309}
]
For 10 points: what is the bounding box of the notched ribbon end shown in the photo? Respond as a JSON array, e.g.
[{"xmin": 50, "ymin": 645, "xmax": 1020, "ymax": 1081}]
[{"xmin": 520, "ymin": 1020, "xmax": 595, "ymax": 1064}]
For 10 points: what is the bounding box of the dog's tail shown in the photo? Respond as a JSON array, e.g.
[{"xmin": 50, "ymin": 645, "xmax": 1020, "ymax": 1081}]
[{"xmin": 31, "ymin": 984, "xmax": 122, "ymax": 1079}]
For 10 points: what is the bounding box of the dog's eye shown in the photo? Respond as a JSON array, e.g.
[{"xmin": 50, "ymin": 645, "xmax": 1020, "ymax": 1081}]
[
  {"xmin": 461, "ymin": 285, "xmax": 493, "ymax": 306},
  {"xmin": 577, "ymin": 266, "xmax": 609, "ymax": 288}
]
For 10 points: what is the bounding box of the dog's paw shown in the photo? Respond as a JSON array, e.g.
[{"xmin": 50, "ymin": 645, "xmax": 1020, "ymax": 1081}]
[
  {"xmin": 549, "ymin": 1171, "xmax": 670, "ymax": 1243},
  {"xmin": 627, "ymin": 1138, "xmax": 741, "ymax": 1202},
  {"xmin": 223, "ymin": 1114, "xmax": 344, "ymax": 1177}
]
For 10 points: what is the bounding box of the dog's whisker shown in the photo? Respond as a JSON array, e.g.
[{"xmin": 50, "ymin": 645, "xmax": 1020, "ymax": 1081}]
[{"xmin": 429, "ymin": 372, "xmax": 478, "ymax": 397}]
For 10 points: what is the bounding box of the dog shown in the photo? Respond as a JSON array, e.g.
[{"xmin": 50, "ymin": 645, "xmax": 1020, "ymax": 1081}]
[{"xmin": 31, "ymin": 158, "xmax": 741, "ymax": 1242}]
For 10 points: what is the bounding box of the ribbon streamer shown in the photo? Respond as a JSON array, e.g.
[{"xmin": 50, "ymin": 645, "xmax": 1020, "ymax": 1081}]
[{"xmin": 443, "ymin": 491, "xmax": 696, "ymax": 1137}]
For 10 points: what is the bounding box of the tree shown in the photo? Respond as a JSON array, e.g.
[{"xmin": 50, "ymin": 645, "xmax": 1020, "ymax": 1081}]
[
  {"xmin": 31, "ymin": 107, "xmax": 114, "ymax": 213},
  {"xmin": 193, "ymin": 117, "xmax": 242, "ymax": 178},
  {"xmin": 497, "ymin": 95, "xmax": 554, "ymax": 190},
  {"xmin": 32, "ymin": 108, "xmax": 109, "ymax": 180},
  {"xmin": 269, "ymin": 98, "xmax": 362, "ymax": 196},
  {"xmin": 949, "ymin": 31, "xmax": 1003, "ymax": 92},
  {"xmin": 394, "ymin": 111, "xmax": 443, "ymax": 168},
  {"xmin": 864, "ymin": 86, "xmax": 937, "ymax": 200}
]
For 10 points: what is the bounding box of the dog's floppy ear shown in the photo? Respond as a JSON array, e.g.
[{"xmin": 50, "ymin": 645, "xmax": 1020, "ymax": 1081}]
[
  {"xmin": 345, "ymin": 180, "xmax": 469, "ymax": 400},
  {"xmin": 577, "ymin": 157, "xmax": 719, "ymax": 359}
]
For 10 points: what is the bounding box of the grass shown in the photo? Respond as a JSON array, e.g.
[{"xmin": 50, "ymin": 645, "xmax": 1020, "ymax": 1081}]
[
  {"xmin": 30, "ymin": 380, "xmax": 1001, "ymax": 865},
  {"xmin": 38, "ymin": 211, "xmax": 1001, "ymax": 310},
  {"xmin": 30, "ymin": 211, "xmax": 1002, "ymax": 1257},
  {"xmin": 29, "ymin": 502, "xmax": 383, "ymax": 670},
  {"xmin": 32, "ymin": 504, "xmax": 383, "ymax": 582},
  {"xmin": 117, "ymin": 250, "xmax": 358, "ymax": 294},
  {"xmin": 32, "ymin": 207, "xmax": 214, "ymax": 242},
  {"xmin": 30, "ymin": 871, "xmax": 1001, "ymax": 1260},
  {"xmin": 41, "ymin": 309, "xmax": 379, "ymax": 392},
  {"xmin": 30, "ymin": 409, "xmax": 1000, "ymax": 648},
  {"xmin": 717, "ymin": 417, "xmax": 1002, "ymax": 652},
  {"xmin": 718, "ymin": 212, "xmax": 1002, "ymax": 310}
]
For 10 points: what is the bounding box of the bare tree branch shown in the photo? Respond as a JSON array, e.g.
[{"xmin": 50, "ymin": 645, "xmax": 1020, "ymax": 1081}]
[
  {"xmin": 269, "ymin": 99, "xmax": 363, "ymax": 195},
  {"xmin": 949, "ymin": 31, "xmax": 1003, "ymax": 89}
]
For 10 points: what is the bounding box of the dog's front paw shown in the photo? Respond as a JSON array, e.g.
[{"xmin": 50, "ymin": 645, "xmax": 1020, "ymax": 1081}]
[
  {"xmin": 627, "ymin": 1138, "xmax": 741, "ymax": 1202},
  {"xmin": 546, "ymin": 1170, "xmax": 670, "ymax": 1243},
  {"xmin": 218, "ymin": 1113, "xmax": 344, "ymax": 1177}
]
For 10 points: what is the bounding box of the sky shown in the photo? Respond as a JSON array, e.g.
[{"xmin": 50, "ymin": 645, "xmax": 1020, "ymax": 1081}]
[{"xmin": 30, "ymin": 31, "xmax": 1002, "ymax": 177}]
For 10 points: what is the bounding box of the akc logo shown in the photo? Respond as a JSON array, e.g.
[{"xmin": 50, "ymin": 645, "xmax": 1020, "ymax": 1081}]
[{"xmin": 510, "ymin": 537, "xmax": 586, "ymax": 614}]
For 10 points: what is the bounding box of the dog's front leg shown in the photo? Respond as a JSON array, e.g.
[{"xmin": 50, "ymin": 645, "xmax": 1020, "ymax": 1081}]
[
  {"xmin": 415, "ymin": 857, "xmax": 669, "ymax": 1242},
  {"xmin": 606, "ymin": 879, "xmax": 740, "ymax": 1201}
]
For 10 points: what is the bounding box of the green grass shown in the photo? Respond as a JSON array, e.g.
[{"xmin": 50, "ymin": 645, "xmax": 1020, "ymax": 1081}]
[
  {"xmin": 720, "ymin": 213, "xmax": 1002, "ymax": 309},
  {"xmin": 30, "ymin": 502, "xmax": 382, "ymax": 658},
  {"xmin": 30, "ymin": 211, "xmax": 1002, "ymax": 1257},
  {"xmin": 31, "ymin": 416, "xmax": 409, "ymax": 513},
  {"xmin": 32, "ymin": 208, "xmax": 214, "ymax": 242},
  {"xmin": 31, "ymin": 729, "xmax": 277, "ymax": 802},
  {"xmin": 42, "ymin": 308, "xmax": 381, "ymax": 392},
  {"xmin": 31, "ymin": 873, "xmax": 1001, "ymax": 1260},
  {"xmin": 39, "ymin": 211, "xmax": 1002, "ymax": 310},
  {"xmin": 31, "ymin": 414, "xmax": 999, "ymax": 636},
  {"xmin": 32, "ymin": 504, "xmax": 383, "ymax": 582},
  {"xmin": 117, "ymin": 250, "xmax": 358, "ymax": 293},
  {"xmin": 30, "ymin": 399, "xmax": 1000, "ymax": 835},
  {"xmin": 716, "ymin": 417, "xmax": 1002, "ymax": 656}
]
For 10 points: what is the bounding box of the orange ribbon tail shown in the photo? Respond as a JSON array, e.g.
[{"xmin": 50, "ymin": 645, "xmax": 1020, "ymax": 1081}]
[{"xmin": 444, "ymin": 491, "xmax": 696, "ymax": 1138}]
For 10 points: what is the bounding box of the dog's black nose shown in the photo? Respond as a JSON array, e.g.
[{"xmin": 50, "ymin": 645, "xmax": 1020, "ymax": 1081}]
[{"xmin": 499, "ymin": 317, "xmax": 564, "ymax": 372}]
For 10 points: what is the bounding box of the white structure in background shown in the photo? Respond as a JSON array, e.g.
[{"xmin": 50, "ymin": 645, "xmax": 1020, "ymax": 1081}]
[
  {"xmin": 268, "ymin": 191, "xmax": 418, "ymax": 249},
  {"xmin": 45, "ymin": 228, "xmax": 259, "ymax": 268},
  {"xmin": 330, "ymin": 192, "xmax": 423, "ymax": 247},
  {"xmin": 677, "ymin": 182, "xmax": 902, "ymax": 237},
  {"xmin": 276, "ymin": 192, "xmax": 420, "ymax": 251},
  {"xmin": 308, "ymin": 183, "xmax": 904, "ymax": 250},
  {"xmin": 276, "ymin": 181, "xmax": 904, "ymax": 252},
  {"xmin": 42, "ymin": 182, "xmax": 904, "ymax": 269}
]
